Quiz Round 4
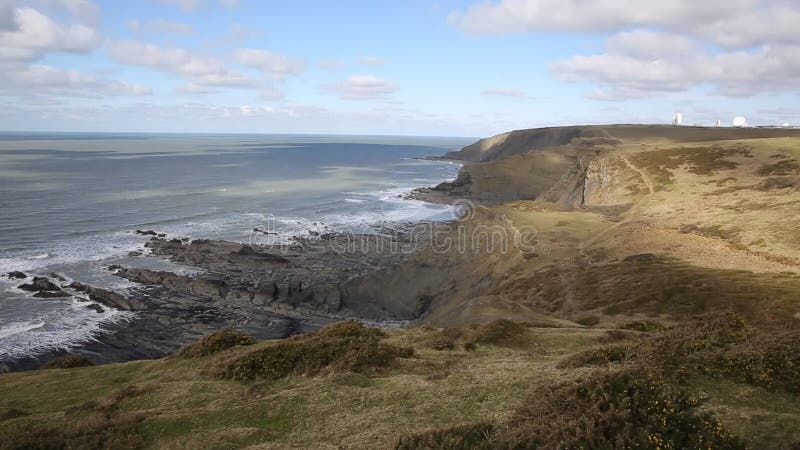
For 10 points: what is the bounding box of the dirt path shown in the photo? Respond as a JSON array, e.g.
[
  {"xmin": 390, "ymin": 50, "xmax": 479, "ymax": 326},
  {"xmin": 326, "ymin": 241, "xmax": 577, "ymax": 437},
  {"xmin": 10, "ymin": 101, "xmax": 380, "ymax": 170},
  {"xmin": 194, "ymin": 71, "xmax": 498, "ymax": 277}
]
[
  {"xmin": 579, "ymin": 154, "xmax": 655, "ymax": 254},
  {"xmin": 620, "ymin": 155, "xmax": 655, "ymax": 195}
]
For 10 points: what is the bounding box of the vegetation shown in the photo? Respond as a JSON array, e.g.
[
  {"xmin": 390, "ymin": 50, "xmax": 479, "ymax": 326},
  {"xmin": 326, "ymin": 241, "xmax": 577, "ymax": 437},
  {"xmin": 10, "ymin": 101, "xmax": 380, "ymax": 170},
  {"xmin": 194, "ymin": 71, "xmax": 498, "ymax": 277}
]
[
  {"xmin": 39, "ymin": 354, "xmax": 95, "ymax": 370},
  {"xmin": 177, "ymin": 328, "xmax": 255, "ymax": 358},
  {"xmin": 211, "ymin": 320, "xmax": 413, "ymax": 382},
  {"xmin": 2, "ymin": 316, "xmax": 800, "ymax": 448}
]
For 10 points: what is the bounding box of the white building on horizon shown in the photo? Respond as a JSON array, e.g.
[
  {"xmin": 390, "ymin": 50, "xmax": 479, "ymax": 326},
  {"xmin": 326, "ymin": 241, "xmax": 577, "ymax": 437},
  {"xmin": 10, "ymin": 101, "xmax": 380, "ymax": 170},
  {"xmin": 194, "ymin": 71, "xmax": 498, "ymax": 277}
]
[{"xmin": 672, "ymin": 113, "xmax": 683, "ymax": 126}]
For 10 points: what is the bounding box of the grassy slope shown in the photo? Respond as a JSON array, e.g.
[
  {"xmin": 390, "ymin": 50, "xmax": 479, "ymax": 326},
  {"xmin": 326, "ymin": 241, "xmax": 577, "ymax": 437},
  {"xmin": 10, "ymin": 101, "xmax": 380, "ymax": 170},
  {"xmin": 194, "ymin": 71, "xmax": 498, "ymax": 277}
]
[
  {"xmin": 2, "ymin": 325, "xmax": 799, "ymax": 449},
  {"xmin": 3, "ymin": 127, "xmax": 800, "ymax": 449}
]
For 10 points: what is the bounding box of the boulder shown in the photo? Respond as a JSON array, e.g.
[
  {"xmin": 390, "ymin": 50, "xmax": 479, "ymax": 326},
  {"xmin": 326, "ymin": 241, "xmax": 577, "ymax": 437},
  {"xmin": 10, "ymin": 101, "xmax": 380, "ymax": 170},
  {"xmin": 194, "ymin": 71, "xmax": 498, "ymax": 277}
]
[
  {"xmin": 7, "ymin": 271, "xmax": 26, "ymax": 279},
  {"xmin": 86, "ymin": 303, "xmax": 105, "ymax": 313},
  {"xmin": 135, "ymin": 230, "xmax": 158, "ymax": 236},
  {"xmin": 19, "ymin": 277, "xmax": 61, "ymax": 293}
]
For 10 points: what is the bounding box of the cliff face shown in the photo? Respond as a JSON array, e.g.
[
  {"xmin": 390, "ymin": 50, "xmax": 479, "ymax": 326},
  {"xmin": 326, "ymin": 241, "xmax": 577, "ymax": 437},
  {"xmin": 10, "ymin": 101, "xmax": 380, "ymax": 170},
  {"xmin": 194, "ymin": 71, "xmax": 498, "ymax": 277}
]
[{"xmin": 421, "ymin": 124, "xmax": 800, "ymax": 207}]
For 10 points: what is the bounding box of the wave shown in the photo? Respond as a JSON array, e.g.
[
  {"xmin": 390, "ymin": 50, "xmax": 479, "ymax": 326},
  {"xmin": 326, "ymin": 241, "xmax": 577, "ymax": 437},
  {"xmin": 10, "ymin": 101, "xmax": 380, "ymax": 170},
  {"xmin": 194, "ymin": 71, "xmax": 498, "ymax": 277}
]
[{"xmin": 0, "ymin": 297, "xmax": 134, "ymax": 360}]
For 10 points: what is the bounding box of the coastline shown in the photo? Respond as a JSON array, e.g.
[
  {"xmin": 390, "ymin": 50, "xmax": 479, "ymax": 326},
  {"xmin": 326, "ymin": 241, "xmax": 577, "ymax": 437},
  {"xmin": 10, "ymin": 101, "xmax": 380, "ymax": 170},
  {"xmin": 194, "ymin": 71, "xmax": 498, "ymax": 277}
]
[{"xmin": 1, "ymin": 201, "xmax": 459, "ymax": 373}]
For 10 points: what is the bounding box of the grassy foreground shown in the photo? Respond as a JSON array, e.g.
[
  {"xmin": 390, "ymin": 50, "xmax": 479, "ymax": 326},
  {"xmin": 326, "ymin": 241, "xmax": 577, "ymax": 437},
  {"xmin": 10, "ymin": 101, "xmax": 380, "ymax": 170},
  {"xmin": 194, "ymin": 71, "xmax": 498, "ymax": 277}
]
[{"xmin": 1, "ymin": 318, "xmax": 799, "ymax": 449}]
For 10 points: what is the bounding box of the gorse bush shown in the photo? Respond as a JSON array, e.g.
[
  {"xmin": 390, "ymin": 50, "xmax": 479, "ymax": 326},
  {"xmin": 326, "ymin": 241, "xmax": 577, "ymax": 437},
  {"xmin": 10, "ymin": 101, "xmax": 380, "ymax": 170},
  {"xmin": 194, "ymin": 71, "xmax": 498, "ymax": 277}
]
[
  {"xmin": 558, "ymin": 312, "xmax": 800, "ymax": 394},
  {"xmin": 395, "ymin": 370, "xmax": 745, "ymax": 449},
  {"xmin": 212, "ymin": 320, "xmax": 413, "ymax": 382},
  {"xmin": 558, "ymin": 343, "xmax": 636, "ymax": 368},
  {"xmin": 40, "ymin": 355, "xmax": 94, "ymax": 370},
  {"xmin": 395, "ymin": 423, "xmax": 495, "ymax": 450},
  {"xmin": 178, "ymin": 328, "xmax": 256, "ymax": 358},
  {"xmin": 617, "ymin": 320, "xmax": 666, "ymax": 333},
  {"xmin": 468, "ymin": 319, "xmax": 529, "ymax": 347}
]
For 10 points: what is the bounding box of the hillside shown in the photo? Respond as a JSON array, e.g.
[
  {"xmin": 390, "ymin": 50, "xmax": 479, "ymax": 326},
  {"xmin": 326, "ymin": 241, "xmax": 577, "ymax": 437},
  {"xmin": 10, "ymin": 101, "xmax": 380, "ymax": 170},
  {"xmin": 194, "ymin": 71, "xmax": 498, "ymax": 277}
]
[{"xmin": 3, "ymin": 125, "xmax": 800, "ymax": 449}]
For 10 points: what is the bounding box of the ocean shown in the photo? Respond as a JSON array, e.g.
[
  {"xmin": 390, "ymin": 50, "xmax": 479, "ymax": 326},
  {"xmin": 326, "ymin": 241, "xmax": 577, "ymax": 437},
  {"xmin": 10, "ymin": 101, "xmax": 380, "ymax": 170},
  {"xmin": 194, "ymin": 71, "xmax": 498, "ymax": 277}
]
[{"xmin": 0, "ymin": 133, "xmax": 469, "ymax": 361}]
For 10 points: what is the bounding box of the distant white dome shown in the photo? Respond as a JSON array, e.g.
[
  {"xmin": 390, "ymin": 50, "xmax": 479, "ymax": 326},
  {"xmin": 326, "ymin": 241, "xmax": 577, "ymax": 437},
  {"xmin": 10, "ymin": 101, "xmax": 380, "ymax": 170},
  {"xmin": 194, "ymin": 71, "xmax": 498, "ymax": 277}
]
[{"xmin": 732, "ymin": 116, "xmax": 747, "ymax": 127}]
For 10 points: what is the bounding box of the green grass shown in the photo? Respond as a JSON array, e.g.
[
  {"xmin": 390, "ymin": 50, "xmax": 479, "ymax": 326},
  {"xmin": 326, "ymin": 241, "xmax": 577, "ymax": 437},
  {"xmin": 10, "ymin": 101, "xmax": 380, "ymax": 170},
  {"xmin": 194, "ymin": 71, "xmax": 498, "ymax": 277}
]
[{"xmin": 1, "ymin": 318, "xmax": 799, "ymax": 449}]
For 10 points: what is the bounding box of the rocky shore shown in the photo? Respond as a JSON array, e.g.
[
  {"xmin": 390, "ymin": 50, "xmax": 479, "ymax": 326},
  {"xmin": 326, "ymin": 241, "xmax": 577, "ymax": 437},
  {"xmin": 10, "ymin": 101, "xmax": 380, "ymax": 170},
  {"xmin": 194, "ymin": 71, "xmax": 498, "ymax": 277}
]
[{"xmin": 3, "ymin": 224, "xmax": 442, "ymax": 371}]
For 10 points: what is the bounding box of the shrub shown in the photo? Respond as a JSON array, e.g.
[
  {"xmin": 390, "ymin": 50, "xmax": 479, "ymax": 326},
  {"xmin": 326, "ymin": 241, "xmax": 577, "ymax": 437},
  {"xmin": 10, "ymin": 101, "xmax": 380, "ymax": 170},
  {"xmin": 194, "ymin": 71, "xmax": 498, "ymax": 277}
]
[
  {"xmin": 212, "ymin": 320, "xmax": 413, "ymax": 382},
  {"xmin": 490, "ymin": 370, "xmax": 746, "ymax": 449},
  {"xmin": 40, "ymin": 354, "xmax": 94, "ymax": 370},
  {"xmin": 575, "ymin": 315, "xmax": 601, "ymax": 327},
  {"xmin": 469, "ymin": 319, "xmax": 529, "ymax": 347},
  {"xmin": 558, "ymin": 344, "xmax": 636, "ymax": 368},
  {"xmin": 0, "ymin": 408, "xmax": 29, "ymax": 422},
  {"xmin": 618, "ymin": 320, "xmax": 666, "ymax": 333},
  {"xmin": 178, "ymin": 328, "xmax": 256, "ymax": 358},
  {"xmin": 396, "ymin": 371, "xmax": 745, "ymax": 449},
  {"xmin": 394, "ymin": 423, "xmax": 494, "ymax": 450}
]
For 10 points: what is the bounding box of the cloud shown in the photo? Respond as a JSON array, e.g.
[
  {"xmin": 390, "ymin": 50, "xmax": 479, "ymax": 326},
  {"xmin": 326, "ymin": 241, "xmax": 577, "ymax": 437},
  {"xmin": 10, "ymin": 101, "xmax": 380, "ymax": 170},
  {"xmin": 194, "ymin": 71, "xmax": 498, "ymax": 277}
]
[
  {"xmin": 1, "ymin": 63, "xmax": 152, "ymax": 96},
  {"xmin": 156, "ymin": 0, "xmax": 202, "ymax": 11},
  {"xmin": 325, "ymin": 75, "xmax": 398, "ymax": 100},
  {"xmin": 0, "ymin": 6, "xmax": 99, "ymax": 61},
  {"xmin": 235, "ymin": 48, "xmax": 306, "ymax": 79},
  {"xmin": 109, "ymin": 40, "xmax": 255, "ymax": 87},
  {"xmin": 357, "ymin": 56, "xmax": 387, "ymax": 66},
  {"xmin": 551, "ymin": 30, "xmax": 800, "ymax": 99},
  {"xmin": 52, "ymin": 0, "xmax": 100, "ymax": 24},
  {"xmin": 448, "ymin": 0, "xmax": 800, "ymax": 48},
  {"xmin": 218, "ymin": 0, "xmax": 241, "ymax": 8},
  {"xmin": 258, "ymin": 88, "xmax": 285, "ymax": 101},
  {"xmin": 482, "ymin": 87, "xmax": 527, "ymax": 97},
  {"xmin": 128, "ymin": 18, "xmax": 194, "ymax": 35}
]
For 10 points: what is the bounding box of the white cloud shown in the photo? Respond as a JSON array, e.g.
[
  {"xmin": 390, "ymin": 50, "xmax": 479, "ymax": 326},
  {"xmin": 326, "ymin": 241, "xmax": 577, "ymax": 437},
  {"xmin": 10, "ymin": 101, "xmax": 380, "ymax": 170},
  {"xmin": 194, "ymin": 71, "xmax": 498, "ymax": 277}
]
[
  {"xmin": 258, "ymin": 88, "xmax": 285, "ymax": 101},
  {"xmin": 235, "ymin": 48, "xmax": 306, "ymax": 80},
  {"xmin": 448, "ymin": 0, "xmax": 800, "ymax": 48},
  {"xmin": 52, "ymin": 0, "xmax": 100, "ymax": 24},
  {"xmin": 357, "ymin": 56, "xmax": 387, "ymax": 66},
  {"xmin": 156, "ymin": 0, "xmax": 202, "ymax": 11},
  {"xmin": 482, "ymin": 87, "xmax": 527, "ymax": 97},
  {"xmin": 109, "ymin": 40, "xmax": 255, "ymax": 87},
  {"xmin": 176, "ymin": 82, "xmax": 216, "ymax": 94},
  {"xmin": 551, "ymin": 31, "xmax": 800, "ymax": 99},
  {"xmin": 0, "ymin": 6, "xmax": 99, "ymax": 61},
  {"xmin": 325, "ymin": 75, "xmax": 398, "ymax": 100},
  {"xmin": 1, "ymin": 63, "xmax": 152, "ymax": 96},
  {"xmin": 128, "ymin": 18, "xmax": 194, "ymax": 35}
]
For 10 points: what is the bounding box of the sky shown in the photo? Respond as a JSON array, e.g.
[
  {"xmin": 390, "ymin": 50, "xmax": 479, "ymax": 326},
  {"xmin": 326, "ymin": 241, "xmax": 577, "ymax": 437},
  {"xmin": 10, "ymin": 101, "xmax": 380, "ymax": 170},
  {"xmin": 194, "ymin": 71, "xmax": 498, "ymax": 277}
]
[{"xmin": 0, "ymin": 0, "xmax": 799, "ymax": 136}]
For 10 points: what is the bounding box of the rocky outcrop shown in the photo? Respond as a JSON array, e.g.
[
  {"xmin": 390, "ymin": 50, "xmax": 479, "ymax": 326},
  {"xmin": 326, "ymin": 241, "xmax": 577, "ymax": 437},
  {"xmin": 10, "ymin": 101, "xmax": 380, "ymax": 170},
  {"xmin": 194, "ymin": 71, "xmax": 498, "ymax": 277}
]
[
  {"xmin": 67, "ymin": 282, "xmax": 139, "ymax": 311},
  {"xmin": 7, "ymin": 271, "xmax": 27, "ymax": 279}
]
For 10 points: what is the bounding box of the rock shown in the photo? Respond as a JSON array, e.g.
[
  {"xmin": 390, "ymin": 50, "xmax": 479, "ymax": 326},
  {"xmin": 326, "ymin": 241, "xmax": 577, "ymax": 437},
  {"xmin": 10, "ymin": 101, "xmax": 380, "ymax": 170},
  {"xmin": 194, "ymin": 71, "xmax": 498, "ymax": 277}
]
[
  {"xmin": 157, "ymin": 233, "xmax": 166, "ymax": 238},
  {"xmin": 128, "ymin": 251, "xmax": 143, "ymax": 257},
  {"xmin": 7, "ymin": 271, "xmax": 26, "ymax": 279},
  {"xmin": 66, "ymin": 281, "xmax": 137, "ymax": 311},
  {"xmin": 19, "ymin": 277, "xmax": 61, "ymax": 293},
  {"xmin": 33, "ymin": 291, "xmax": 71, "ymax": 299},
  {"xmin": 135, "ymin": 230, "xmax": 158, "ymax": 236},
  {"xmin": 679, "ymin": 224, "xmax": 702, "ymax": 234},
  {"xmin": 86, "ymin": 303, "xmax": 105, "ymax": 313},
  {"xmin": 89, "ymin": 288, "xmax": 137, "ymax": 311},
  {"xmin": 107, "ymin": 264, "xmax": 124, "ymax": 272},
  {"xmin": 623, "ymin": 253, "xmax": 657, "ymax": 263},
  {"xmin": 49, "ymin": 272, "xmax": 67, "ymax": 282}
]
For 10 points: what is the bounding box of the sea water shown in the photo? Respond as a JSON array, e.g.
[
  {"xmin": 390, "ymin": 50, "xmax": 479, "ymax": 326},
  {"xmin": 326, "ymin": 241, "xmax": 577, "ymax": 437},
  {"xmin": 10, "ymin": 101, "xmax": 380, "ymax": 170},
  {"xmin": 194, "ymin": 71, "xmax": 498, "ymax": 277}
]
[{"xmin": 0, "ymin": 132, "xmax": 469, "ymax": 360}]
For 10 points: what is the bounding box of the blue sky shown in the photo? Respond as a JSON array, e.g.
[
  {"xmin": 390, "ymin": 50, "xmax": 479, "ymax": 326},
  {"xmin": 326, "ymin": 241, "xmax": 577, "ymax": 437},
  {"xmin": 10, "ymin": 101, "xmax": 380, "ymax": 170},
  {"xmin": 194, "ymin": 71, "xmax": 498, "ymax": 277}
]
[{"xmin": 1, "ymin": 0, "xmax": 799, "ymax": 136}]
